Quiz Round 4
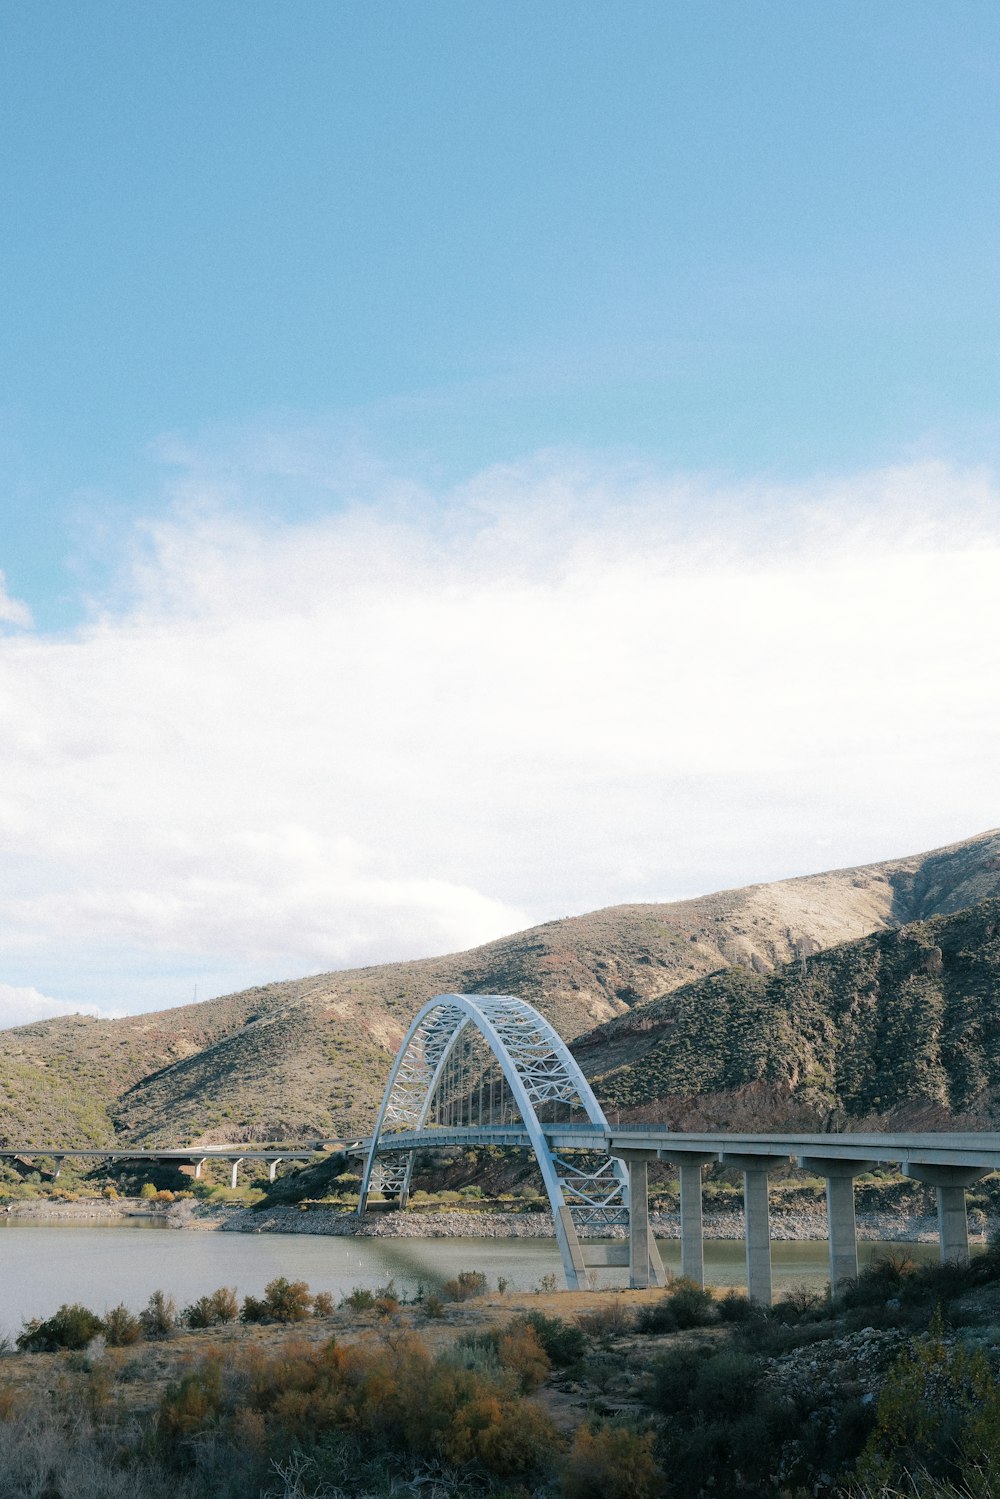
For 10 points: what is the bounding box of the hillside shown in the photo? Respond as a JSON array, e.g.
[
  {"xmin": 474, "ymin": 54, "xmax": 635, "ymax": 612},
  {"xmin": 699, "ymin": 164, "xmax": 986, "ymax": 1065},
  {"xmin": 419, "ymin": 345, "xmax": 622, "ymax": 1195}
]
[
  {"xmin": 574, "ymin": 896, "xmax": 1000, "ymax": 1131},
  {"xmin": 1, "ymin": 827, "xmax": 999, "ymax": 1146}
]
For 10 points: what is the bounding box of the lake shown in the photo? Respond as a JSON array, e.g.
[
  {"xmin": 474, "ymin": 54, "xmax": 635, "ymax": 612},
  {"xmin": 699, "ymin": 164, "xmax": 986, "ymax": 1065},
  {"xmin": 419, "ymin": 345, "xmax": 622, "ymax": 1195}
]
[{"xmin": 0, "ymin": 1222, "xmax": 944, "ymax": 1339}]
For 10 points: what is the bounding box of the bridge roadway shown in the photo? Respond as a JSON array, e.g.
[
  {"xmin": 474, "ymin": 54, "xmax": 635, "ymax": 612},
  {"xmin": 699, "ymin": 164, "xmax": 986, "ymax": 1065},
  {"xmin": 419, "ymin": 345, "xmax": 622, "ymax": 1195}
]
[
  {"xmin": 0, "ymin": 1144, "xmax": 325, "ymax": 1188},
  {"xmin": 364, "ymin": 1123, "xmax": 1000, "ymax": 1301}
]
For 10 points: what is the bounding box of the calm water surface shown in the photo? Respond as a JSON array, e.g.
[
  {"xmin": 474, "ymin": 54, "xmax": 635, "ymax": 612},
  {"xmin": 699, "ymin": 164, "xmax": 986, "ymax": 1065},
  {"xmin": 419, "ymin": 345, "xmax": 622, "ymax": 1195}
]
[{"xmin": 0, "ymin": 1222, "xmax": 943, "ymax": 1338}]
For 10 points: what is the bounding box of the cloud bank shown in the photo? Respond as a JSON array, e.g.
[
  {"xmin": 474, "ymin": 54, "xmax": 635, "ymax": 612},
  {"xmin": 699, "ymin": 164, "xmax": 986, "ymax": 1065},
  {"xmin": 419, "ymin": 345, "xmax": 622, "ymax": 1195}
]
[{"xmin": 1, "ymin": 453, "xmax": 998, "ymax": 1024}]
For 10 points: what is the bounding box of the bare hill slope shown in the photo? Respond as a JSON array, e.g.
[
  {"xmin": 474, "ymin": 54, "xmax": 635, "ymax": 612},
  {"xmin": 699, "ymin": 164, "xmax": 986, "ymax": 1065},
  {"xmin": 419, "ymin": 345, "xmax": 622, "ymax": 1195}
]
[{"xmin": 1, "ymin": 828, "xmax": 998, "ymax": 1145}]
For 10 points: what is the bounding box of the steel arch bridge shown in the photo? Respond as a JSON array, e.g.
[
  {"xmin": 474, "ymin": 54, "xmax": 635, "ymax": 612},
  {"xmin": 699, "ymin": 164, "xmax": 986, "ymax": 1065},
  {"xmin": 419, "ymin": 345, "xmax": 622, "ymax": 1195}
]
[{"xmin": 358, "ymin": 993, "xmax": 666, "ymax": 1289}]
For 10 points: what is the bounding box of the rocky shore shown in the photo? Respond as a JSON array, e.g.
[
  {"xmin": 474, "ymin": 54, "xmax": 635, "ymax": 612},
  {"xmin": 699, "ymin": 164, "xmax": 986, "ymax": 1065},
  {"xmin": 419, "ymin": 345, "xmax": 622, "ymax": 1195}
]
[{"xmin": 3, "ymin": 1196, "xmax": 986, "ymax": 1244}]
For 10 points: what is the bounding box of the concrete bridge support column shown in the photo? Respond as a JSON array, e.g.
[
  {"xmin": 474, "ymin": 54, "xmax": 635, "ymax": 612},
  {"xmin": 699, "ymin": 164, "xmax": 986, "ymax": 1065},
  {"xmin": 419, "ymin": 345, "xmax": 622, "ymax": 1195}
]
[
  {"xmin": 660, "ymin": 1151, "xmax": 716, "ymax": 1288},
  {"xmin": 268, "ymin": 1159, "xmax": 283, "ymax": 1184},
  {"xmin": 799, "ymin": 1157, "xmax": 878, "ymax": 1297},
  {"xmin": 904, "ymin": 1164, "xmax": 989, "ymax": 1266},
  {"xmin": 194, "ymin": 1159, "xmax": 208, "ymax": 1179},
  {"xmin": 230, "ymin": 1158, "xmax": 243, "ymax": 1190},
  {"xmin": 615, "ymin": 1150, "xmax": 665, "ymax": 1289},
  {"xmin": 722, "ymin": 1154, "xmax": 789, "ymax": 1306}
]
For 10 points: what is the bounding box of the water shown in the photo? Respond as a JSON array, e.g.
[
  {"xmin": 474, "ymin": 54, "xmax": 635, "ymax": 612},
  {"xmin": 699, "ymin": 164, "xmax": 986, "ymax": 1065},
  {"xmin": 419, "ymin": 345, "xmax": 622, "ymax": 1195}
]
[{"xmin": 0, "ymin": 1221, "xmax": 943, "ymax": 1339}]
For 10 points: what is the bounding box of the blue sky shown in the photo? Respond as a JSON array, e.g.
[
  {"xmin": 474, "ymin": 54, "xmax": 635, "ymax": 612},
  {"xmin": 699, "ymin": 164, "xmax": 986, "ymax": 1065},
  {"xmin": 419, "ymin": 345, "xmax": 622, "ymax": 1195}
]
[{"xmin": 1, "ymin": 4, "xmax": 999, "ymax": 1023}]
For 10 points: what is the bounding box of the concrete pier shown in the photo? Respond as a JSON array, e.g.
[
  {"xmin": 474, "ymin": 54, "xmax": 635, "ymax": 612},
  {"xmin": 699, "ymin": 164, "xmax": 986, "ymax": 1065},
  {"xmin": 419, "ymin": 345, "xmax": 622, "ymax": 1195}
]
[
  {"xmin": 903, "ymin": 1163, "xmax": 988, "ymax": 1265},
  {"xmin": 660, "ymin": 1150, "xmax": 715, "ymax": 1287},
  {"xmin": 722, "ymin": 1152, "xmax": 788, "ymax": 1304},
  {"xmin": 799, "ymin": 1156, "xmax": 877, "ymax": 1295}
]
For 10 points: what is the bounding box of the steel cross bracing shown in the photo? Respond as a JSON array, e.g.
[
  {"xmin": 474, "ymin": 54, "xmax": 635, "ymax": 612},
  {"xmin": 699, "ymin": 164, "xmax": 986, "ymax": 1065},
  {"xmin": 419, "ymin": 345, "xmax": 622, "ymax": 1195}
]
[{"xmin": 357, "ymin": 994, "xmax": 659, "ymax": 1288}]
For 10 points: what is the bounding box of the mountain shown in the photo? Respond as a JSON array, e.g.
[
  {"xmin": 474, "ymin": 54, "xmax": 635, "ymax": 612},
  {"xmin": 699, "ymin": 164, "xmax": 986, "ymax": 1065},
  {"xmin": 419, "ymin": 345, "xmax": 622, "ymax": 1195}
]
[
  {"xmin": 1, "ymin": 828, "xmax": 999, "ymax": 1147},
  {"xmin": 573, "ymin": 896, "xmax": 1000, "ymax": 1133}
]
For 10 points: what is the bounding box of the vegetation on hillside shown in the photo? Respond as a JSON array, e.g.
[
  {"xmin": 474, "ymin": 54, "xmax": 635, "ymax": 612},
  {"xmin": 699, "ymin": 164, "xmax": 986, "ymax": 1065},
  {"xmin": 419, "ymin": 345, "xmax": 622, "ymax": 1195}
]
[{"xmin": 578, "ymin": 897, "xmax": 1000, "ymax": 1129}]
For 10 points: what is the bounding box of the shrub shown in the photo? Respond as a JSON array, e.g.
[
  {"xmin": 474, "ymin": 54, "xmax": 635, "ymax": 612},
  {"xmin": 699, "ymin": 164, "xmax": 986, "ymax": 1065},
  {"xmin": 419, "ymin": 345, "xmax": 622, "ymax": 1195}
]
[
  {"xmin": 184, "ymin": 1286, "xmax": 239, "ymax": 1328},
  {"xmin": 577, "ymin": 1299, "xmax": 635, "ymax": 1341},
  {"xmin": 17, "ymin": 1303, "xmax": 104, "ymax": 1352},
  {"xmin": 561, "ymin": 1423, "xmax": 666, "ymax": 1499},
  {"xmin": 772, "ymin": 1285, "xmax": 828, "ymax": 1322},
  {"xmin": 340, "ymin": 1286, "xmax": 376, "ymax": 1311},
  {"xmin": 139, "ymin": 1183, "xmax": 157, "ymax": 1201},
  {"xmin": 440, "ymin": 1270, "xmax": 488, "ymax": 1302},
  {"xmin": 637, "ymin": 1277, "xmax": 717, "ymax": 1333},
  {"xmin": 421, "ymin": 1293, "xmax": 445, "ymax": 1319},
  {"xmin": 497, "ymin": 1322, "xmax": 550, "ymax": 1392},
  {"xmin": 139, "ymin": 1290, "xmax": 177, "ymax": 1338},
  {"xmin": 517, "ymin": 1310, "xmax": 586, "ymax": 1366},
  {"xmin": 312, "ymin": 1291, "xmax": 334, "ymax": 1318},
  {"xmin": 157, "ymin": 1358, "xmax": 225, "ymax": 1445},
  {"xmin": 717, "ymin": 1288, "xmax": 757, "ymax": 1323},
  {"xmin": 103, "ymin": 1304, "xmax": 142, "ymax": 1346},
  {"xmin": 242, "ymin": 1278, "xmax": 313, "ymax": 1324}
]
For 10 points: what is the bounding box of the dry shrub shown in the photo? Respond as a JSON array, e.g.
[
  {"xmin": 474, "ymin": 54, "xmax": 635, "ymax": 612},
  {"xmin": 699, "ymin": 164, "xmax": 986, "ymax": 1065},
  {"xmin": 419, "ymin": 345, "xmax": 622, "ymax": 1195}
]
[
  {"xmin": 139, "ymin": 1290, "xmax": 177, "ymax": 1338},
  {"xmin": 183, "ymin": 1287, "xmax": 239, "ymax": 1328},
  {"xmin": 312, "ymin": 1291, "xmax": 335, "ymax": 1318},
  {"xmin": 497, "ymin": 1322, "xmax": 550, "ymax": 1392},
  {"xmin": 412, "ymin": 1361, "xmax": 558, "ymax": 1478},
  {"xmin": 576, "ymin": 1299, "xmax": 636, "ymax": 1341},
  {"xmin": 561, "ymin": 1423, "xmax": 666, "ymax": 1499},
  {"xmin": 157, "ymin": 1356, "xmax": 225, "ymax": 1444},
  {"xmin": 437, "ymin": 1386, "xmax": 558, "ymax": 1476},
  {"xmin": 103, "ymin": 1305, "xmax": 142, "ymax": 1347},
  {"xmin": 0, "ymin": 1385, "xmax": 23, "ymax": 1422},
  {"xmin": 440, "ymin": 1270, "xmax": 488, "ymax": 1302}
]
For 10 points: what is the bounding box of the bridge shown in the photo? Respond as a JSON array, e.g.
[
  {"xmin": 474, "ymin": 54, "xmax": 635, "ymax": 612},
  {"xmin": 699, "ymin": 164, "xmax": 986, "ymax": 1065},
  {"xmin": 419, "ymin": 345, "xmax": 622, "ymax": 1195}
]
[
  {"xmin": 357, "ymin": 993, "xmax": 1000, "ymax": 1301},
  {"xmin": 7, "ymin": 992, "xmax": 999, "ymax": 1302},
  {"xmin": 0, "ymin": 1145, "xmax": 320, "ymax": 1188}
]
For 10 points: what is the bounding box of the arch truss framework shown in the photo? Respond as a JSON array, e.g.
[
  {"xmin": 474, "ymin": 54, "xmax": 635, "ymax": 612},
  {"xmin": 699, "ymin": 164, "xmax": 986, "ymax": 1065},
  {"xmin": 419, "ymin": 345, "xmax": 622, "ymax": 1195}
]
[{"xmin": 358, "ymin": 994, "xmax": 666, "ymax": 1289}]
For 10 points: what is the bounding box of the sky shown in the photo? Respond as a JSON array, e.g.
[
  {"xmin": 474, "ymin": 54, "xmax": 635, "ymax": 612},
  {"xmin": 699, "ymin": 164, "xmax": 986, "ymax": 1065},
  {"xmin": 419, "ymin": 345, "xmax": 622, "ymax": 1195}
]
[{"xmin": 1, "ymin": 3, "xmax": 999, "ymax": 1027}]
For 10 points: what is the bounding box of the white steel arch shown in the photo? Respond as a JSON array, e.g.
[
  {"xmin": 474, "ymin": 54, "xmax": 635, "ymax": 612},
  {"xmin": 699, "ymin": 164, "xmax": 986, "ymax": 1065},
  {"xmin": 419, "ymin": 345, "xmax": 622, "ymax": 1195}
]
[{"xmin": 358, "ymin": 993, "xmax": 641, "ymax": 1288}]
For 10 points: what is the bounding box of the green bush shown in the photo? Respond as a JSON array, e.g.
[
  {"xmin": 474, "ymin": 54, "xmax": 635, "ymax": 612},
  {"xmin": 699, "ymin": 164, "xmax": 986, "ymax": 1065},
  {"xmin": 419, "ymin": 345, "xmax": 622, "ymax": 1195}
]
[
  {"xmin": 17, "ymin": 1303, "xmax": 104, "ymax": 1352},
  {"xmin": 139, "ymin": 1290, "xmax": 177, "ymax": 1338},
  {"xmin": 637, "ymin": 1277, "xmax": 717, "ymax": 1333},
  {"xmin": 183, "ymin": 1287, "xmax": 239, "ymax": 1328},
  {"xmin": 518, "ymin": 1310, "xmax": 586, "ymax": 1366},
  {"xmin": 340, "ymin": 1285, "xmax": 376, "ymax": 1311},
  {"xmin": 717, "ymin": 1288, "xmax": 757, "ymax": 1322},
  {"xmin": 241, "ymin": 1277, "xmax": 313, "ymax": 1324},
  {"xmin": 103, "ymin": 1304, "xmax": 142, "ymax": 1346}
]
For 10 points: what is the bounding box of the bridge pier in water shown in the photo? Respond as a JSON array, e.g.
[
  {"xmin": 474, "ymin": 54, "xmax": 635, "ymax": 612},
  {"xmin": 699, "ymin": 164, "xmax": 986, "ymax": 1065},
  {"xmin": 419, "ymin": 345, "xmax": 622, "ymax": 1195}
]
[
  {"xmin": 799, "ymin": 1156, "xmax": 877, "ymax": 1296},
  {"xmin": 902, "ymin": 1163, "xmax": 989, "ymax": 1265}
]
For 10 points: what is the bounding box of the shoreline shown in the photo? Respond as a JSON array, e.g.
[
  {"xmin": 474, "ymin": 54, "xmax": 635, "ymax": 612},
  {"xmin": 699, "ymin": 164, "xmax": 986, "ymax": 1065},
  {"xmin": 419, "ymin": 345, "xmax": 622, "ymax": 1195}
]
[{"xmin": 2, "ymin": 1196, "xmax": 985, "ymax": 1244}]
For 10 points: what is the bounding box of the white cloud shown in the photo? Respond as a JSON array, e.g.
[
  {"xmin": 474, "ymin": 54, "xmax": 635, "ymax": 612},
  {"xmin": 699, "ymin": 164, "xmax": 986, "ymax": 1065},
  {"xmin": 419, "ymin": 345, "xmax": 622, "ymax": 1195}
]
[
  {"xmin": 0, "ymin": 452, "xmax": 998, "ymax": 1012},
  {"xmin": 0, "ymin": 982, "xmax": 123, "ymax": 1030},
  {"xmin": 0, "ymin": 570, "xmax": 32, "ymax": 629}
]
